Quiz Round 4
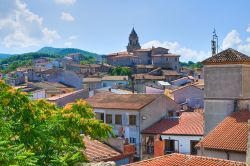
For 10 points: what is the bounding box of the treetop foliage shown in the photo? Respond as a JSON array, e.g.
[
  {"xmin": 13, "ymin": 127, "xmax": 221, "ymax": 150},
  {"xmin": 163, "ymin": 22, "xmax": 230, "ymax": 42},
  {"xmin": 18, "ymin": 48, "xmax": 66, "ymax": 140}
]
[{"xmin": 0, "ymin": 81, "xmax": 113, "ymax": 165}]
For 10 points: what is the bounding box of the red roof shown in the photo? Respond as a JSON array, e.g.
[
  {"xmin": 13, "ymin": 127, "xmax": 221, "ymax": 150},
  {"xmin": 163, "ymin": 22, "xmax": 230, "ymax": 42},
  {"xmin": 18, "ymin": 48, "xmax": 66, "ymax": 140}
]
[
  {"xmin": 83, "ymin": 137, "xmax": 121, "ymax": 162},
  {"xmin": 196, "ymin": 110, "xmax": 250, "ymax": 152},
  {"xmin": 125, "ymin": 153, "xmax": 245, "ymax": 166},
  {"xmin": 142, "ymin": 112, "xmax": 204, "ymax": 136}
]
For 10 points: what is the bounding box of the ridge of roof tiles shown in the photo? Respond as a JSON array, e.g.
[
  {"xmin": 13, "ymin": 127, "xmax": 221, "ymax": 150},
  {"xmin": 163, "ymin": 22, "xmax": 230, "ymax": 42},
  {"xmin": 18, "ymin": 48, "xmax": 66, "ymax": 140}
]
[
  {"xmin": 142, "ymin": 111, "xmax": 204, "ymax": 136},
  {"xmin": 196, "ymin": 109, "xmax": 250, "ymax": 152},
  {"xmin": 125, "ymin": 153, "xmax": 245, "ymax": 166},
  {"xmin": 202, "ymin": 48, "xmax": 250, "ymax": 65}
]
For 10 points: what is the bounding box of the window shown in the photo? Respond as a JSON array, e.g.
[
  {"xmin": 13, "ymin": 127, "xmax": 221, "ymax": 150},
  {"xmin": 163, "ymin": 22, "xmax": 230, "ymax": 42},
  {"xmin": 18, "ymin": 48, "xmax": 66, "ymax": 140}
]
[
  {"xmin": 190, "ymin": 140, "xmax": 199, "ymax": 155},
  {"xmin": 130, "ymin": 137, "xmax": 136, "ymax": 144},
  {"xmin": 96, "ymin": 112, "xmax": 104, "ymax": 122},
  {"xmin": 106, "ymin": 114, "xmax": 113, "ymax": 124},
  {"xmin": 175, "ymin": 57, "xmax": 178, "ymax": 62},
  {"xmin": 145, "ymin": 136, "xmax": 154, "ymax": 155},
  {"xmin": 129, "ymin": 115, "xmax": 136, "ymax": 125},
  {"xmin": 168, "ymin": 111, "xmax": 174, "ymax": 117},
  {"xmin": 115, "ymin": 114, "xmax": 122, "ymax": 125}
]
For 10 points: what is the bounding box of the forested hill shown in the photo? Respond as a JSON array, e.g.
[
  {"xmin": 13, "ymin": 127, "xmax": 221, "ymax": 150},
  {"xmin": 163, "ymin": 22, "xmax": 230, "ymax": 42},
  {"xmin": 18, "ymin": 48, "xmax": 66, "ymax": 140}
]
[{"xmin": 38, "ymin": 47, "xmax": 102, "ymax": 60}]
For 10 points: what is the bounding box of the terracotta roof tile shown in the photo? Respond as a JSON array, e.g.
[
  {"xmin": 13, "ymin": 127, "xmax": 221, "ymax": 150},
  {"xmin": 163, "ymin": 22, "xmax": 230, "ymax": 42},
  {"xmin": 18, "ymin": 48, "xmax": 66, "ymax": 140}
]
[
  {"xmin": 202, "ymin": 48, "xmax": 250, "ymax": 65},
  {"xmin": 86, "ymin": 94, "xmax": 161, "ymax": 110},
  {"xmin": 125, "ymin": 153, "xmax": 245, "ymax": 166},
  {"xmin": 162, "ymin": 70, "xmax": 181, "ymax": 76},
  {"xmin": 142, "ymin": 112, "xmax": 204, "ymax": 136},
  {"xmin": 196, "ymin": 110, "xmax": 250, "ymax": 152},
  {"xmin": 83, "ymin": 137, "xmax": 121, "ymax": 162},
  {"xmin": 133, "ymin": 74, "xmax": 165, "ymax": 80},
  {"xmin": 102, "ymin": 75, "xmax": 128, "ymax": 81}
]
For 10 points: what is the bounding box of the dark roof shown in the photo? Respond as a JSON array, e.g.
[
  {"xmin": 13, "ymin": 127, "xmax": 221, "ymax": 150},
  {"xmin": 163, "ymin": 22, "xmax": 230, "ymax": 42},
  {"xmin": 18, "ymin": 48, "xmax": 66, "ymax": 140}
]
[
  {"xmin": 125, "ymin": 153, "xmax": 245, "ymax": 166},
  {"xmin": 142, "ymin": 112, "xmax": 204, "ymax": 136},
  {"xmin": 86, "ymin": 94, "xmax": 161, "ymax": 110},
  {"xmin": 202, "ymin": 48, "xmax": 250, "ymax": 65},
  {"xmin": 196, "ymin": 110, "xmax": 250, "ymax": 152}
]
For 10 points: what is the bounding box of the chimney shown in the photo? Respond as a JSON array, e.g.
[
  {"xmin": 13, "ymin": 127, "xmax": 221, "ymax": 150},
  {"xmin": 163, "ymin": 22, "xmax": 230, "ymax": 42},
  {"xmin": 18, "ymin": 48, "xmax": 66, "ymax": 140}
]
[
  {"xmin": 200, "ymin": 141, "xmax": 204, "ymax": 156},
  {"xmin": 154, "ymin": 135, "xmax": 165, "ymax": 157}
]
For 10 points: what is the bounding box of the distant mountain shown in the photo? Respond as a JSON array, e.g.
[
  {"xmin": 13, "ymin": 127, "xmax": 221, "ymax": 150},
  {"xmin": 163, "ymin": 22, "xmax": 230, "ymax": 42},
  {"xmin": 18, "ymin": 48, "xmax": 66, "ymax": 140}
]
[
  {"xmin": 37, "ymin": 47, "xmax": 102, "ymax": 60},
  {"xmin": 0, "ymin": 53, "xmax": 13, "ymax": 59}
]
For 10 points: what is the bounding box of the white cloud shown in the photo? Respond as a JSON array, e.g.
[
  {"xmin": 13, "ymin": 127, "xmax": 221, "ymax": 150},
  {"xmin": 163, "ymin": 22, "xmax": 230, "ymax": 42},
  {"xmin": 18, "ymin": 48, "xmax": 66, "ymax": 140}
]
[
  {"xmin": 64, "ymin": 35, "xmax": 77, "ymax": 47},
  {"xmin": 247, "ymin": 25, "xmax": 250, "ymax": 33},
  {"xmin": 142, "ymin": 40, "xmax": 210, "ymax": 62},
  {"xmin": 221, "ymin": 26, "xmax": 250, "ymax": 55},
  {"xmin": 61, "ymin": 12, "xmax": 75, "ymax": 22},
  {"xmin": 222, "ymin": 30, "xmax": 241, "ymax": 50},
  {"xmin": 55, "ymin": 0, "xmax": 76, "ymax": 5},
  {"xmin": 0, "ymin": 0, "xmax": 60, "ymax": 48}
]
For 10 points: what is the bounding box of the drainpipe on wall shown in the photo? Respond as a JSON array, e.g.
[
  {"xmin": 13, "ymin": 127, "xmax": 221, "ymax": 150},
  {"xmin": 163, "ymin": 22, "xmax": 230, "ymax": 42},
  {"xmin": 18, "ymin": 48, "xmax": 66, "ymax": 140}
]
[{"xmin": 139, "ymin": 111, "xmax": 141, "ymax": 160}]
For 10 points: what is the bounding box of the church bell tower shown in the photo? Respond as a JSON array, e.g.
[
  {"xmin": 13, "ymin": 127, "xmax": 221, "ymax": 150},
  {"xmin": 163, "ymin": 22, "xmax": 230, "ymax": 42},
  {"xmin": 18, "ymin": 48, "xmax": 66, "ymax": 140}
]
[{"xmin": 127, "ymin": 28, "xmax": 141, "ymax": 52}]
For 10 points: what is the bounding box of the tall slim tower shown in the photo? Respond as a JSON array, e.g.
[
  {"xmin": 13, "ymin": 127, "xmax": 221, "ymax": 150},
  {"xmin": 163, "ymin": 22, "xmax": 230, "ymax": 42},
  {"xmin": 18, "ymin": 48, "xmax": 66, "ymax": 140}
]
[
  {"xmin": 127, "ymin": 28, "xmax": 141, "ymax": 52},
  {"xmin": 202, "ymin": 48, "xmax": 250, "ymax": 135},
  {"xmin": 211, "ymin": 29, "xmax": 218, "ymax": 56}
]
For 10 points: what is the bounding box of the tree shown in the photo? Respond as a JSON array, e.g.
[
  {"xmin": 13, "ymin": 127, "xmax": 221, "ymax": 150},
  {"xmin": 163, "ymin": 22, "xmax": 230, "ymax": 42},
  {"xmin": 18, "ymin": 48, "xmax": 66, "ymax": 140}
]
[
  {"xmin": 0, "ymin": 80, "xmax": 113, "ymax": 165},
  {"xmin": 110, "ymin": 67, "xmax": 132, "ymax": 76}
]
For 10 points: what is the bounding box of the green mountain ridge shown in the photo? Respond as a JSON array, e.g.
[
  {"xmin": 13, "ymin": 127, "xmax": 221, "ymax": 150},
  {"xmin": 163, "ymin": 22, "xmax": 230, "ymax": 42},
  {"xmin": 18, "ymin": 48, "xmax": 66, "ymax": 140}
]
[{"xmin": 37, "ymin": 47, "xmax": 102, "ymax": 60}]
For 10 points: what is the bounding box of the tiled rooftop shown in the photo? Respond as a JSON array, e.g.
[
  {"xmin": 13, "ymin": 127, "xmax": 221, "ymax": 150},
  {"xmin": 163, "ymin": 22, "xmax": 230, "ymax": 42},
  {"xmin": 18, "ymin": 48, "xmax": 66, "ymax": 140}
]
[
  {"xmin": 133, "ymin": 74, "xmax": 165, "ymax": 80},
  {"xmin": 102, "ymin": 75, "xmax": 128, "ymax": 81},
  {"xmin": 86, "ymin": 93, "xmax": 161, "ymax": 110},
  {"xmin": 83, "ymin": 137, "xmax": 121, "ymax": 162},
  {"xmin": 142, "ymin": 112, "xmax": 204, "ymax": 136},
  {"xmin": 125, "ymin": 153, "xmax": 245, "ymax": 166},
  {"xmin": 202, "ymin": 48, "xmax": 250, "ymax": 65},
  {"xmin": 196, "ymin": 109, "xmax": 250, "ymax": 152}
]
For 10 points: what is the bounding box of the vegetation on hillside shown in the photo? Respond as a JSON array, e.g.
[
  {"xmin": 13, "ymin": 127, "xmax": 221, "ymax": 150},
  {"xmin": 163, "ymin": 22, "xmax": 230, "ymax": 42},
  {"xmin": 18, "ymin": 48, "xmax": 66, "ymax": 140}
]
[
  {"xmin": 80, "ymin": 56, "xmax": 96, "ymax": 65},
  {"xmin": 180, "ymin": 61, "xmax": 203, "ymax": 69},
  {"xmin": 0, "ymin": 52, "xmax": 62, "ymax": 74},
  {"xmin": 38, "ymin": 47, "xmax": 101, "ymax": 59},
  {"xmin": 0, "ymin": 81, "xmax": 113, "ymax": 165},
  {"xmin": 110, "ymin": 67, "xmax": 132, "ymax": 76}
]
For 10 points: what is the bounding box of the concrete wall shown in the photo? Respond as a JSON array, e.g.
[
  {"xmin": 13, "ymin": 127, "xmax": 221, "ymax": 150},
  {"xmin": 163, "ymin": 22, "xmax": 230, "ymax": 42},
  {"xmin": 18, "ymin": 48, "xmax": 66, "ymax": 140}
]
[
  {"xmin": 197, "ymin": 149, "xmax": 246, "ymax": 162},
  {"xmin": 134, "ymin": 51, "xmax": 151, "ymax": 65},
  {"xmin": 30, "ymin": 89, "xmax": 46, "ymax": 100},
  {"xmin": 173, "ymin": 86, "xmax": 204, "ymax": 108},
  {"xmin": 101, "ymin": 80, "xmax": 129, "ymax": 88},
  {"xmin": 140, "ymin": 95, "xmax": 179, "ymax": 131},
  {"xmin": 152, "ymin": 56, "xmax": 180, "ymax": 71},
  {"xmin": 204, "ymin": 99, "xmax": 234, "ymax": 135},
  {"xmin": 59, "ymin": 70, "xmax": 83, "ymax": 89},
  {"xmin": 204, "ymin": 65, "xmax": 243, "ymax": 98},
  {"xmin": 204, "ymin": 64, "xmax": 250, "ymax": 135}
]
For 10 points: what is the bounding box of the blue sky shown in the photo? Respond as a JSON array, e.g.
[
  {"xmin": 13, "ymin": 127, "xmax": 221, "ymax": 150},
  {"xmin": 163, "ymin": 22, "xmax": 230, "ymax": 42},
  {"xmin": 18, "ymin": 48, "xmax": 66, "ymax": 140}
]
[{"xmin": 1, "ymin": 0, "xmax": 250, "ymax": 62}]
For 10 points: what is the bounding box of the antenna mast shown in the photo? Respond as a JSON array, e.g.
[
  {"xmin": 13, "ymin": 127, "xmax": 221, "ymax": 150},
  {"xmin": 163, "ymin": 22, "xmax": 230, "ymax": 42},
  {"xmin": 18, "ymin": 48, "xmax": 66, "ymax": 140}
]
[{"xmin": 211, "ymin": 28, "xmax": 218, "ymax": 56}]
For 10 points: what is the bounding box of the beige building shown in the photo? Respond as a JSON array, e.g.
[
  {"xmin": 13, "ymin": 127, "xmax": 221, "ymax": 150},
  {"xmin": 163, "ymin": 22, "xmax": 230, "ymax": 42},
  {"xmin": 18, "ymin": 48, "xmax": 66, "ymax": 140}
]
[
  {"xmin": 86, "ymin": 93, "xmax": 180, "ymax": 159},
  {"xmin": 195, "ymin": 48, "xmax": 250, "ymax": 162},
  {"xmin": 202, "ymin": 48, "xmax": 250, "ymax": 135},
  {"xmin": 105, "ymin": 28, "xmax": 180, "ymax": 71}
]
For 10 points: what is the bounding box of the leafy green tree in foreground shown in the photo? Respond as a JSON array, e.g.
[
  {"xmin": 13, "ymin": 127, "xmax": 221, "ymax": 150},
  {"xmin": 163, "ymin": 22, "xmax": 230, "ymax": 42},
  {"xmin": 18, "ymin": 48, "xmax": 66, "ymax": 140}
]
[{"xmin": 0, "ymin": 80, "xmax": 113, "ymax": 165}]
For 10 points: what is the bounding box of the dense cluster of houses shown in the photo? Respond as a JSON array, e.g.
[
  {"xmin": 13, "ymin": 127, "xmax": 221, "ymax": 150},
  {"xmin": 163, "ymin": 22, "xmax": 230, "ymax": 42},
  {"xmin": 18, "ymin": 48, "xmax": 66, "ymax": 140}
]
[{"xmin": 3, "ymin": 28, "xmax": 250, "ymax": 165}]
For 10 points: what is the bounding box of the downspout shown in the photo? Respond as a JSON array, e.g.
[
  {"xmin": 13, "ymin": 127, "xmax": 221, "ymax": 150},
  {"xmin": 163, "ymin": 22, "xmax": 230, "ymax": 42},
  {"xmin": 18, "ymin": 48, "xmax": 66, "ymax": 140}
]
[{"xmin": 139, "ymin": 111, "xmax": 141, "ymax": 160}]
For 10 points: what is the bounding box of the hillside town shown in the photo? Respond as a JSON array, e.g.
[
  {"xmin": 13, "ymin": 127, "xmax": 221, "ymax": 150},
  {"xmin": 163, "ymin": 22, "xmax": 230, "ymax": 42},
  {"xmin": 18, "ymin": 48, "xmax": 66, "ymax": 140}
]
[
  {"xmin": 1, "ymin": 1, "xmax": 250, "ymax": 165},
  {"xmin": 1, "ymin": 26, "xmax": 250, "ymax": 166}
]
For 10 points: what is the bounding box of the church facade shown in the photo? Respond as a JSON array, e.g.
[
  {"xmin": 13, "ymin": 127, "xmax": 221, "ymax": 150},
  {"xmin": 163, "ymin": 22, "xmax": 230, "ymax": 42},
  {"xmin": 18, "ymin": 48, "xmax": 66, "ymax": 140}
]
[{"xmin": 105, "ymin": 28, "xmax": 180, "ymax": 71}]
